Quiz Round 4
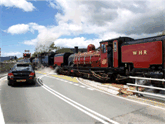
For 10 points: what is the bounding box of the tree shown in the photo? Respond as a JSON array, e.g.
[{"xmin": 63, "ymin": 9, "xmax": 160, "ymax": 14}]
[
  {"xmin": 32, "ymin": 42, "xmax": 58, "ymax": 57},
  {"xmin": 158, "ymin": 30, "xmax": 165, "ymax": 36},
  {"xmin": 32, "ymin": 52, "xmax": 38, "ymax": 57},
  {"xmin": 17, "ymin": 57, "xmax": 23, "ymax": 60},
  {"xmin": 56, "ymin": 48, "xmax": 73, "ymax": 53},
  {"xmin": 48, "ymin": 42, "xmax": 57, "ymax": 52},
  {"xmin": 14, "ymin": 56, "xmax": 17, "ymax": 60}
]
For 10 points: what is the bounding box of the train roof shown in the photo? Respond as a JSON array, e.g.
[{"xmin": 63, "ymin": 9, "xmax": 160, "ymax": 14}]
[
  {"xmin": 122, "ymin": 35, "xmax": 165, "ymax": 45},
  {"xmin": 100, "ymin": 37, "xmax": 134, "ymax": 43},
  {"xmin": 54, "ymin": 52, "xmax": 72, "ymax": 57}
]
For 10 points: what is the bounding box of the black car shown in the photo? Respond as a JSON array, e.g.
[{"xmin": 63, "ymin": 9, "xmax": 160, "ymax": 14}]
[{"xmin": 8, "ymin": 63, "xmax": 36, "ymax": 86}]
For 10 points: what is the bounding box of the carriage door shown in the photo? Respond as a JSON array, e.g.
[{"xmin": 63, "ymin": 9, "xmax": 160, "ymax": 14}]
[
  {"xmin": 100, "ymin": 42, "xmax": 108, "ymax": 67},
  {"xmin": 107, "ymin": 44, "xmax": 113, "ymax": 67},
  {"xmin": 113, "ymin": 40, "xmax": 118, "ymax": 68}
]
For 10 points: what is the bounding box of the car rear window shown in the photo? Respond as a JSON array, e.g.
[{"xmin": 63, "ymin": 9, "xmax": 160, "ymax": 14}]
[
  {"xmin": 17, "ymin": 64, "xmax": 29, "ymax": 67},
  {"xmin": 12, "ymin": 64, "xmax": 32, "ymax": 71}
]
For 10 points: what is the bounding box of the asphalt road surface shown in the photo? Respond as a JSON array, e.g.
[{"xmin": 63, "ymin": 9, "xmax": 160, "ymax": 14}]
[{"xmin": 0, "ymin": 73, "xmax": 165, "ymax": 124}]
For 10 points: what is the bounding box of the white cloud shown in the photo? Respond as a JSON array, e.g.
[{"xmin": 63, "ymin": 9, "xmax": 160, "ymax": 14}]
[
  {"xmin": 24, "ymin": 39, "xmax": 37, "ymax": 46},
  {"xmin": 6, "ymin": 23, "xmax": 63, "ymax": 49},
  {"xmin": 0, "ymin": 0, "xmax": 35, "ymax": 12},
  {"xmin": 53, "ymin": 0, "xmax": 165, "ymax": 36},
  {"xmin": 55, "ymin": 37, "xmax": 101, "ymax": 49},
  {"xmin": 6, "ymin": 24, "xmax": 29, "ymax": 35},
  {"xmin": 5, "ymin": 0, "xmax": 165, "ymax": 52},
  {"xmin": 3, "ymin": 52, "xmax": 22, "ymax": 56},
  {"xmin": 49, "ymin": 2, "xmax": 56, "ymax": 8}
]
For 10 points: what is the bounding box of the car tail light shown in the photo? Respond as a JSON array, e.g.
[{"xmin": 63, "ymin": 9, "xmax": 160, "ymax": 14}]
[
  {"xmin": 29, "ymin": 72, "xmax": 35, "ymax": 77},
  {"xmin": 8, "ymin": 73, "xmax": 14, "ymax": 78}
]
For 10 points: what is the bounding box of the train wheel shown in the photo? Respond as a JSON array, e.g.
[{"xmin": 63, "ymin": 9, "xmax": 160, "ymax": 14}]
[
  {"xmin": 66, "ymin": 71, "xmax": 70, "ymax": 76},
  {"xmin": 55, "ymin": 66, "xmax": 61, "ymax": 74},
  {"xmin": 109, "ymin": 74, "xmax": 117, "ymax": 83}
]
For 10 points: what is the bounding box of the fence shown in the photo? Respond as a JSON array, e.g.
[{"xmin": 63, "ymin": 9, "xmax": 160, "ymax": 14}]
[{"xmin": 127, "ymin": 76, "xmax": 165, "ymax": 99}]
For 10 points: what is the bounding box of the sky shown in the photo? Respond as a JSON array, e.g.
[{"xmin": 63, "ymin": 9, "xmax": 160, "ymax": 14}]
[{"xmin": 0, "ymin": 0, "xmax": 165, "ymax": 57}]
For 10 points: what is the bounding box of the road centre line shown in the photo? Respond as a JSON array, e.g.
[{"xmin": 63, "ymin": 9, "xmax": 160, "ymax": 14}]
[
  {"xmin": 87, "ymin": 88, "xmax": 94, "ymax": 91},
  {"xmin": 76, "ymin": 78, "xmax": 165, "ymax": 111},
  {"xmin": 0, "ymin": 74, "xmax": 7, "ymax": 78},
  {"xmin": 44, "ymin": 75, "xmax": 91, "ymax": 89},
  {"xmin": 80, "ymin": 85, "xmax": 86, "ymax": 88},
  {"xmin": 0, "ymin": 76, "xmax": 7, "ymax": 81},
  {"xmin": 68, "ymin": 82, "xmax": 73, "ymax": 84},
  {"xmin": 37, "ymin": 73, "xmax": 165, "ymax": 110},
  {"xmin": 37, "ymin": 76, "xmax": 119, "ymax": 124}
]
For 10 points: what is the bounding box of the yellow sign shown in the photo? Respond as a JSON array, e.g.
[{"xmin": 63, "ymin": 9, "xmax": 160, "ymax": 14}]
[{"xmin": 133, "ymin": 50, "xmax": 147, "ymax": 55}]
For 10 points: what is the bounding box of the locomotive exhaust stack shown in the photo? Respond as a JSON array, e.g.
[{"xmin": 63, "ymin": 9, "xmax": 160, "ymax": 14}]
[{"xmin": 74, "ymin": 46, "xmax": 78, "ymax": 53}]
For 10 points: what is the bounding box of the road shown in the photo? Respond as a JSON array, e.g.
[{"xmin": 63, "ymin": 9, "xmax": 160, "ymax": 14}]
[{"xmin": 0, "ymin": 73, "xmax": 165, "ymax": 124}]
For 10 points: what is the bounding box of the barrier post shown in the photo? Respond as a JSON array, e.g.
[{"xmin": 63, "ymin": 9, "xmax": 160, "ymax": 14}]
[{"xmin": 135, "ymin": 79, "xmax": 139, "ymax": 96}]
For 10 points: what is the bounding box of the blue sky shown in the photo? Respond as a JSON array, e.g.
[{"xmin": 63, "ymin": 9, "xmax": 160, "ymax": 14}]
[
  {"xmin": 0, "ymin": 1, "xmax": 59, "ymax": 57},
  {"xmin": 0, "ymin": 0, "xmax": 164, "ymax": 57}
]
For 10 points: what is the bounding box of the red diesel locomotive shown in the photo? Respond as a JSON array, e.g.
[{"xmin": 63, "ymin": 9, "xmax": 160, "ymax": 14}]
[{"xmin": 54, "ymin": 35, "xmax": 165, "ymax": 83}]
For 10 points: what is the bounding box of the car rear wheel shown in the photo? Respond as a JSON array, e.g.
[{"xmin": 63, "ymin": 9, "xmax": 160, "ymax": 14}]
[{"xmin": 11, "ymin": 82, "xmax": 15, "ymax": 87}]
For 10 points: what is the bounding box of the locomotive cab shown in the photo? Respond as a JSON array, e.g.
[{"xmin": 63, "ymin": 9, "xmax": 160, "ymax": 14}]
[{"xmin": 100, "ymin": 37, "xmax": 134, "ymax": 69}]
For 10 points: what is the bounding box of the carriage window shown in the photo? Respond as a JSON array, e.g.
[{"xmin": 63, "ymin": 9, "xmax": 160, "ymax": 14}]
[
  {"xmin": 114, "ymin": 42, "xmax": 117, "ymax": 52},
  {"xmin": 101, "ymin": 44, "xmax": 106, "ymax": 53}
]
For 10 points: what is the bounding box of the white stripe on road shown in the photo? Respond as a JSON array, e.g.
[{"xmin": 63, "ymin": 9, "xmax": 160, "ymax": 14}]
[
  {"xmin": 76, "ymin": 78, "xmax": 165, "ymax": 111},
  {"xmin": 68, "ymin": 82, "xmax": 73, "ymax": 84},
  {"xmin": 0, "ymin": 77, "xmax": 6, "ymax": 124},
  {"xmin": 0, "ymin": 76, "xmax": 7, "ymax": 81},
  {"xmin": 37, "ymin": 76, "xmax": 119, "ymax": 124},
  {"xmin": 44, "ymin": 75, "xmax": 94, "ymax": 90},
  {"xmin": 80, "ymin": 85, "xmax": 86, "ymax": 88},
  {"xmin": 37, "ymin": 73, "xmax": 165, "ymax": 111},
  {"xmin": 0, "ymin": 74, "xmax": 7, "ymax": 77},
  {"xmin": 0, "ymin": 105, "xmax": 5, "ymax": 124},
  {"xmin": 73, "ymin": 84, "xmax": 79, "ymax": 86},
  {"xmin": 87, "ymin": 88, "xmax": 94, "ymax": 91}
]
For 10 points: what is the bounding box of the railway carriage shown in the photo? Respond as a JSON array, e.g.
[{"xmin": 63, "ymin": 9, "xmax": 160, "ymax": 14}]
[{"xmin": 121, "ymin": 35, "xmax": 165, "ymax": 79}]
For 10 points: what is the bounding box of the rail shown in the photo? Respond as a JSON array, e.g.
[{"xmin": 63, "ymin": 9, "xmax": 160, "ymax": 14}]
[{"xmin": 127, "ymin": 76, "xmax": 165, "ymax": 98}]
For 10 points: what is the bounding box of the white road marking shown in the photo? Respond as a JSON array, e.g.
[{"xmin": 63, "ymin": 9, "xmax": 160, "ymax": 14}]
[
  {"xmin": 74, "ymin": 84, "xmax": 79, "ymax": 86},
  {"xmin": 0, "ymin": 105, "xmax": 5, "ymax": 124},
  {"xmin": 0, "ymin": 74, "xmax": 7, "ymax": 77},
  {"xmin": 80, "ymin": 85, "xmax": 86, "ymax": 88},
  {"xmin": 37, "ymin": 76, "xmax": 119, "ymax": 124},
  {"xmin": 37, "ymin": 73, "xmax": 165, "ymax": 110},
  {"xmin": 87, "ymin": 88, "xmax": 94, "ymax": 91},
  {"xmin": 68, "ymin": 82, "xmax": 73, "ymax": 84},
  {"xmin": 76, "ymin": 78, "xmax": 165, "ymax": 111},
  {"xmin": 0, "ymin": 76, "xmax": 7, "ymax": 81},
  {"xmin": 43, "ymin": 75, "xmax": 92, "ymax": 90}
]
